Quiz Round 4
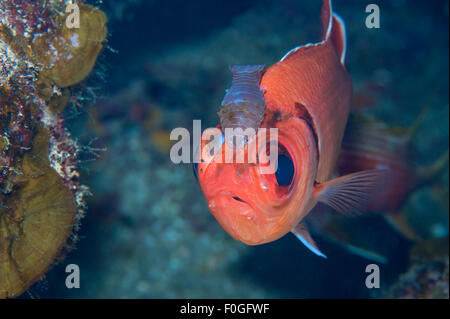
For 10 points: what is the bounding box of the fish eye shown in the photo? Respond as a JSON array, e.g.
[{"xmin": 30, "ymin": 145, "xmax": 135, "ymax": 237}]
[{"xmin": 275, "ymin": 153, "xmax": 294, "ymax": 186}]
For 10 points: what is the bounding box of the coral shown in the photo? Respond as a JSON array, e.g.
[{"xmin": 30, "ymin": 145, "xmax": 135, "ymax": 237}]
[
  {"xmin": 0, "ymin": 0, "xmax": 106, "ymax": 298},
  {"xmin": 33, "ymin": 4, "xmax": 107, "ymax": 87},
  {"xmin": 385, "ymin": 238, "xmax": 449, "ymax": 299},
  {"xmin": 386, "ymin": 257, "xmax": 449, "ymax": 298},
  {"xmin": 0, "ymin": 127, "xmax": 77, "ymax": 297}
]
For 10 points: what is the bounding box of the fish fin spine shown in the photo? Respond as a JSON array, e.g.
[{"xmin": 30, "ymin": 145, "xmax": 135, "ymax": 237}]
[
  {"xmin": 292, "ymin": 222, "xmax": 327, "ymax": 258},
  {"xmin": 321, "ymin": 0, "xmax": 346, "ymax": 64},
  {"xmin": 329, "ymin": 14, "xmax": 347, "ymax": 64}
]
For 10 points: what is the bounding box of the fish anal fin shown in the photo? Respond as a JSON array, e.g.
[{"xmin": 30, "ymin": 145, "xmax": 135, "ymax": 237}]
[
  {"xmin": 385, "ymin": 213, "xmax": 422, "ymax": 241},
  {"xmin": 292, "ymin": 223, "xmax": 327, "ymax": 258},
  {"xmin": 314, "ymin": 169, "xmax": 388, "ymax": 216}
]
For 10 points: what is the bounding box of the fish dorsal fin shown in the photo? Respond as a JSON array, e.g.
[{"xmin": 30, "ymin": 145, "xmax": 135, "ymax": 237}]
[
  {"xmin": 321, "ymin": 0, "xmax": 333, "ymax": 40},
  {"xmin": 292, "ymin": 222, "xmax": 327, "ymax": 258},
  {"xmin": 322, "ymin": 0, "xmax": 346, "ymax": 64},
  {"xmin": 329, "ymin": 14, "xmax": 347, "ymax": 64},
  {"xmin": 280, "ymin": 0, "xmax": 347, "ymax": 65}
]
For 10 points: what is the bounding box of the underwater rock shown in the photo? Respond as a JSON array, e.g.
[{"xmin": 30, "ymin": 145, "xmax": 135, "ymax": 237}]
[
  {"xmin": 0, "ymin": 0, "xmax": 107, "ymax": 298},
  {"xmin": 385, "ymin": 238, "xmax": 449, "ymax": 299}
]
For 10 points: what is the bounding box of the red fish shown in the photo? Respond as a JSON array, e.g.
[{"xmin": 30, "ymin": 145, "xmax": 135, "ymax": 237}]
[
  {"xmin": 336, "ymin": 111, "xmax": 449, "ymax": 239},
  {"xmin": 195, "ymin": 0, "xmax": 385, "ymax": 257},
  {"xmin": 339, "ymin": 113, "xmax": 414, "ymax": 214},
  {"xmin": 305, "ymin": 111, "xmax": 449, "ymax": 262}
]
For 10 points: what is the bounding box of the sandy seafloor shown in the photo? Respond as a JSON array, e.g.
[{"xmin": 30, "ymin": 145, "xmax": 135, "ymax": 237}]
[{"xmin": 28, "ymin": 0, "xmax": 448, "ymax": 298}]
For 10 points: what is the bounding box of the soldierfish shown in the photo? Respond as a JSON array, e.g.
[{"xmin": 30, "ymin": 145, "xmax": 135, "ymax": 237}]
[{"xmin": 195, "ymin": 0, "xmax": 385, "ymax": 257}]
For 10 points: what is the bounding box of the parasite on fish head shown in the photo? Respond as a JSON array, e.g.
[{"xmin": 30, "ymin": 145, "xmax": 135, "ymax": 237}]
[{"xmin": 218, "ymin": 64, "xmax": 266, "ymax": 148}]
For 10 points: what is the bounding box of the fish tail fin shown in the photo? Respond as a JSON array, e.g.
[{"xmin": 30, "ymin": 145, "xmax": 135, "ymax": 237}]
[
  {"xmin": 416, "ymin": 149, "xmax": 449, "ymax": 188},
  {"xmin": 405, "ymin": 106, "xmax": 429, "ymax": 140},
  {"xmin": 321, "ymin": 0, "xmax": 347, "ymax": 64}
]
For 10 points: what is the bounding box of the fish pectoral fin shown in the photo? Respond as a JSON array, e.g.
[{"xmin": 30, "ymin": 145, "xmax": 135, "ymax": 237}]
[
  {"xmin": 291, "ymin": 223, "xmax": 327, "ymax": 259},
  {"xmin": 313, "ymin": 169, "xmax": 387, "ymax": 216}
]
